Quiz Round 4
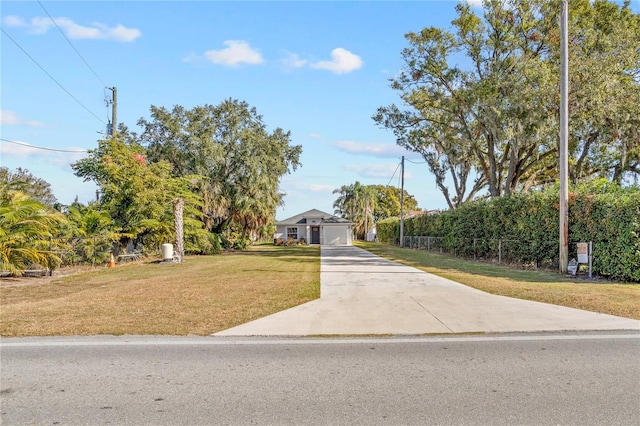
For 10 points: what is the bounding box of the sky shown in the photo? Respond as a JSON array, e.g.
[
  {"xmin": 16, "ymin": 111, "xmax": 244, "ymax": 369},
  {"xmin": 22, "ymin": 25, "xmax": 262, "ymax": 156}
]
[{"xmin": 2, "ymin": 0, "xmax": 638, "ymax": 221}]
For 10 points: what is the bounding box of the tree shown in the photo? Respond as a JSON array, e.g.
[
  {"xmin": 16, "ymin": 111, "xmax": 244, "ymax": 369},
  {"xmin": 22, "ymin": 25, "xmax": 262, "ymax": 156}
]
[
  {"xmin": 374, "ymin": 0, "xmax": 640, "ymax": 208},
  {"xmin": 0, "ymin": 167, "xmax": 57, "ymax": 206},
  {"xmin": 369, "ymin": 185, "xmax": 419, "ymax": 221},
  {"xmin": 72, "ymin": 134, "xmax": 196, "ymax": 251},
  {"xmin": 63, "ymin": 200, "xmax": 117, "ymax": 265},
  {"xmin": 137, "ymin": 99, "xmax": 302, "ymax": 242},
  {"xmin": 560, "ymin": 0, "xmax": 640, "ymax": 184},
  {"xmin": 333, "ymin": 181, "xmax": 374, "ymax": 239},
  {"xmin": 333, "ymin": 182, "xmax": 419, "ymax": 238},
  {"xmin": 0, "ymin": 191, "xmax": 66, "ymax": 275}
]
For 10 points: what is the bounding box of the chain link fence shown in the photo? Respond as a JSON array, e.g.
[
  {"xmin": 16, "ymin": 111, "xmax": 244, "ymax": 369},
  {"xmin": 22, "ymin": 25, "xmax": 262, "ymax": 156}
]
[{"xmin": 401, "ymin": 235, "xmax": 590, "ymax": 271}]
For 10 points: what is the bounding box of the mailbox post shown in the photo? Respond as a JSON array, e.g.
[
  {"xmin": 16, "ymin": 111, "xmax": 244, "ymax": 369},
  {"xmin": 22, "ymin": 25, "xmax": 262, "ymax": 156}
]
[{"xmin": 576, "ymin": 242, "xmax": 593, "ymax": 279}]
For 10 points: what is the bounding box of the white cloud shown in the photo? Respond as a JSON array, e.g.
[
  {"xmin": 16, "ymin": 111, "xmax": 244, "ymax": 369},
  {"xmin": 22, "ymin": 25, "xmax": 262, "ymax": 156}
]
[
  {"xmin": 189, "ymin": 40, "xmax": 264, "ymax": 66},
  {"xmin": 3, "ymin": 15, "xmax": 24, "ymax": 27},
  {"xmin": 0, "ymin": 140, "xmax": 88, "ymax": 168},
  {"xmin": 0, "ymin": 140, "xmax": 40, "ymax": 157},
  {"xmin": 281, "ymin": 52, "xmax": 308, "ymax": 70},
  {"xmin": 308, "ymin": 133, "xmax": 322, "ymax": 139},
  {"xmin": 307, "ymin": 184, "xmax": 336, "ymax": 192},
  {"xmin": 335, "ymin": 140, "xmax": 411, "ymax": 158},
  {"xmin": 465, "ymin": 0, "xmax": 484, "ymax": 7},
  {"xmin": 0, "ymin": 110, "xmax": 44, "ymax": 127},
  {"xmin": 281, "ymin": 178, "xmax": 336, "ymax": 193},
  {"xmin": 3, "ymin": 15, "xmax": 141, "ymax": 42},
  {"xmin": 343, "ymin": 163, "xmax": 412, "ymax": 179},
  {"xmin": 311, "ymin": 48, "xmax": 363, "ymax": 74}
]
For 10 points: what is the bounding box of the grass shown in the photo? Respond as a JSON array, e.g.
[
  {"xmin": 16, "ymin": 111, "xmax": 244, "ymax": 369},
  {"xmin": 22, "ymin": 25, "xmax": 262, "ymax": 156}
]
[
  {"xmin": 0, "ymin": 244, "xmax": 320, "ymax": 337},
  {"xmin": 2, "ymin": 241, "xmax": 638, "ymax": 337},
  {"xmin": 355, "ymin": 241, "xmax": 640, "ymax": 320}
]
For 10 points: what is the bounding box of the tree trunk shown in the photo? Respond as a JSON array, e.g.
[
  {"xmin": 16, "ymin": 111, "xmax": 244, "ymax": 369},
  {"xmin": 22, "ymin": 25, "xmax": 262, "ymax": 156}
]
[{"xmin": 173, "ymin": 198, "xmax": 184, "ymax": 263}]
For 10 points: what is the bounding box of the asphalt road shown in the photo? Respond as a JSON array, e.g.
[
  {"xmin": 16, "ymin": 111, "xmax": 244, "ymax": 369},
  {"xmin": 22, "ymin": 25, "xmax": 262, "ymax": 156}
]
[{"xmin": 1, "ymin": 333, "xmax": 639, "ymax": 425}]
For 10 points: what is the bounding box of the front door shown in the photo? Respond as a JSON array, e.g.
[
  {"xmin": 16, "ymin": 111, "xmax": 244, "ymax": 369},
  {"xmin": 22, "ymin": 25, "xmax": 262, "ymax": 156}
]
[{"xmin": 311, "ymin": 226, "xmax": 320, "ymax": 244}]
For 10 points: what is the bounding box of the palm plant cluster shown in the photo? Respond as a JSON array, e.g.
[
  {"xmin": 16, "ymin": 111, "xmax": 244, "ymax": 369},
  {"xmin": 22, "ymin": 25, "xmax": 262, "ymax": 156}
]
[
  {"xmin": 0, "ymin": 168, "xmax": 133, "ymax": 276},
  {"xmin": 0, "ymin": 191, "xmax": 65, "ymax": 276}
]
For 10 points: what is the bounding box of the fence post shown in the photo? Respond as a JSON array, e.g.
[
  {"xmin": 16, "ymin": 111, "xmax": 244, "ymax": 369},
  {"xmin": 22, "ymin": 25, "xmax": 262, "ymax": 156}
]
[
  {"xmin": 498, "ymin": 239, "xmax": 502, "ymax": 265},
  {"xmin": 473, "ymin": 238, "xmax": 476, "ymax": 262},
  {"xmin": 93, "ymin": 235, "xmax": 96, "ymax": 268},
  {"xmin": 589, "ymin": 241, "xmax": 593, "ymax": 279}
]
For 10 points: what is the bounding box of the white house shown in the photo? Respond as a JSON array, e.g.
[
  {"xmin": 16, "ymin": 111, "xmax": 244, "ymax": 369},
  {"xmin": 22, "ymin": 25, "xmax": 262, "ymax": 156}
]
[{"xmin": 274, "ymin": 209, "xmax": 353, "ymax": 245}]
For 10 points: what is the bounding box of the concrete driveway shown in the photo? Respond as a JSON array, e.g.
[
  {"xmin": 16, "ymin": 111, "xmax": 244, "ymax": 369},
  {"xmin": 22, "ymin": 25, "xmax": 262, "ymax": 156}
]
[{"xmin": 214, "ymin": 246, "xmax": 640, "ymax": 336}]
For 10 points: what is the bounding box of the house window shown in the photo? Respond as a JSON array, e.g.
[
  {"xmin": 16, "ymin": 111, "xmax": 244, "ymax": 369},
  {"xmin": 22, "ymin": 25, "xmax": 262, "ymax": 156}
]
[{"xmin": 286, "ymin": 227, "xmax": 298, "ymax": 240}]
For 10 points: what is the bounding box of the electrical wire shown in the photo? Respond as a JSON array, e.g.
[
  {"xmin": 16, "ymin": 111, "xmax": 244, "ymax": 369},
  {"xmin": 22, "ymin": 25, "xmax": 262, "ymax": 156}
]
[
  {"xmin": 37, "ymin": 0, "xmax": 108, "ymax": 87},
  {"xmin": 386, "ymin": 161, "xmax": 401, "ymax": 187},
  {"xmin": 0, "ymin": 138, "xmax": 88, "ymax": 153},
  {"xmin": 0, "ymin": 28, "xmax": 106, "ymax": 125},
  {"xmin": 405, "ymin": 158, "xmax": 427, "ymax": 164}
]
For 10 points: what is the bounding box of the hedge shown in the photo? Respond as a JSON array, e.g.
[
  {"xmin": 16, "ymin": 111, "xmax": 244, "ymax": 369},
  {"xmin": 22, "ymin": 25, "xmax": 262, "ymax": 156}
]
[{"xmin": 377, "ymin": 181, "xmax": 640, "ymax": 282}]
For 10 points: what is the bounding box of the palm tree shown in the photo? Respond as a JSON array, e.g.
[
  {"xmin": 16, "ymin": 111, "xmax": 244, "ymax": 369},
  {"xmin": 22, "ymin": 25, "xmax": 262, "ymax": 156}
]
[
  {"xmin": 64, "ymin": 201, "xmax": 117, "ymax": 265},
  {"xmin": 0, "ymin": 191, "xmax": 66, "ymax": 275},
  {"xmin": 333, "ymin": 182, "xmax": 376, "ymax": 239}
]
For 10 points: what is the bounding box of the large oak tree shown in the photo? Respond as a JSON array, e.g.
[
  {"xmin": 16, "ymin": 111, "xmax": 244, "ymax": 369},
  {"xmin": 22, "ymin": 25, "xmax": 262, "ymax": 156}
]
[
  {"xmin": 374, "ymin": 0, "xmax": 640, "ymax": 209},
  {"xmin": 136, "ymin": 99, "xmax": 302, "ymax": 240}
]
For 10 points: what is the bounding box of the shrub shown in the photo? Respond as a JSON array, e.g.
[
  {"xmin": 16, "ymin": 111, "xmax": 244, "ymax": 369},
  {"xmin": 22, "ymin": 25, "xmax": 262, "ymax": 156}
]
[{"xmin": 394, "ymin": 182, "xmax": 640, "ymax": 282}]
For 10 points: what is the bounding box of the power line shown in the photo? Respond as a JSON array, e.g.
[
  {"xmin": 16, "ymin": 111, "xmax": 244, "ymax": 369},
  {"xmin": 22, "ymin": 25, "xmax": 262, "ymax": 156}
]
[
  {"xmin": 37, "ymin": 0, "xmax": 108, "ymax": 87},
  {"xmin": 0, "ymin": 28, "xmax": 106, "ymax": 125},
  {"xmin": 405, "ymin": 158, "xmax": 427, "ymax": 164},
  {"xmin": 0, "ymin": 138, "xmax": 88, "ymax": 153},
  {"xmin": 387, "ymin": 161, "xmax": 401, "ymax": 187}
]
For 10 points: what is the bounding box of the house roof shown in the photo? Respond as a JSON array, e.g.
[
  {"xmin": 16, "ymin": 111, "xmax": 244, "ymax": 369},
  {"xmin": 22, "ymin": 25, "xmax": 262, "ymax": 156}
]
[{"xmin": 276, "ymin": 208, "xmax": 352, "ymax": 225}]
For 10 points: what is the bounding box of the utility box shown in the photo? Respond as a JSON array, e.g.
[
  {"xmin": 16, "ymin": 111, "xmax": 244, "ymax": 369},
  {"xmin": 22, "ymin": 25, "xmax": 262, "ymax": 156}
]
[{"xmin": 161, "ymin": 243, "xmax": 174, "ymax": 262}]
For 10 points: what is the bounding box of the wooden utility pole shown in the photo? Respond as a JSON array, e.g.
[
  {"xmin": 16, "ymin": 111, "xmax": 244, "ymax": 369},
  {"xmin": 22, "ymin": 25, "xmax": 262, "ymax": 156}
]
[
  {"xmin": 559, "ymin": 1, "xmax": 569, "ymax": 273},
  {"xmin": 400, "ymin": 155, "xmax": 405, "ymax": 248},
  {"xmin": 108, "ymin": 86, "xmax": 117, "ymax": 135}
]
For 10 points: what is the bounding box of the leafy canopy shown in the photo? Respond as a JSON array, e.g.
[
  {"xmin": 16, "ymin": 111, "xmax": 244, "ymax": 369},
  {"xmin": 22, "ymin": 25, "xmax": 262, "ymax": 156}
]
[
  {"xmin": 374, "ymin": 0, "xmax": 640, "ymax": 209},
  {"xmin": 137, "ymin": 99, "xmax": 302, "ymax": 240}
]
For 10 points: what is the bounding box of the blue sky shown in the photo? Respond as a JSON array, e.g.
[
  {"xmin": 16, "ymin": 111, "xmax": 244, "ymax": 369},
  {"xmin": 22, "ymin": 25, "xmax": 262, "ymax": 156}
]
[{"xmin": 2, "ymin": 1, "xmax": 638, "ymax": 220}]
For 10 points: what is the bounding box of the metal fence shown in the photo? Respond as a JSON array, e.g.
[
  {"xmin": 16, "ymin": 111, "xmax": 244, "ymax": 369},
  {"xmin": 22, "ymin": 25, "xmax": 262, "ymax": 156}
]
[{"xmin": 400, "ymin": 235, "xmax": 588, "ymax": 271}]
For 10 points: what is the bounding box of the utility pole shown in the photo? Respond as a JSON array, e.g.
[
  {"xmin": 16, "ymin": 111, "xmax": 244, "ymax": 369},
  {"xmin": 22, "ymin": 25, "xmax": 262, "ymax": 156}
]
[
  {"xmin": 559, "ymin": 0, "xmax": 569, "ymax": 274},
  {"xmin": 108, "ymin": 86, "xmax": 117, "ymax": 135},
  {"xmin": 364, "ymin": 193, "xmax": 368, "ymax": 241},
  {"xmin": 400, "ymin": 155, "xmax": 405, "ymax": 248}
]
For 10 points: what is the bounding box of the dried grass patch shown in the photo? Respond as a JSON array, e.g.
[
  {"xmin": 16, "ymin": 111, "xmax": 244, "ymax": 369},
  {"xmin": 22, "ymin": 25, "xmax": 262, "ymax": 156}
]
[{"xmin": 0, "ymin": 245, "xmax": 320, "ymax": 336}]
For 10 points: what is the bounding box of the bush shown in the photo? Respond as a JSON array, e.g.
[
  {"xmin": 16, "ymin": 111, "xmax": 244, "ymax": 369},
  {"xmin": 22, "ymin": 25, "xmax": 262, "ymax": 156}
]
[
  {"xmin": 377, "ymin": 217, "xmax": 400, "ymax": 244},
  {"xmin": 393, "ymin": 181, "xmax": 640, "ymax": 282}
]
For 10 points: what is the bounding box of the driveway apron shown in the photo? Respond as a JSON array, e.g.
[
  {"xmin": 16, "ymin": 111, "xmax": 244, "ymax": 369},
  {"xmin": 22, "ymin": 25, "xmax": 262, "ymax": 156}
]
[{"xmin": 214, "ymin": 246, "xmax": 640, "ymax": 336}]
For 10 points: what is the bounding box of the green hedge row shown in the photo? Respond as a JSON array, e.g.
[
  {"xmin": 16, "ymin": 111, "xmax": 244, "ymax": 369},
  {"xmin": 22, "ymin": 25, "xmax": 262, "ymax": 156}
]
[{"xmin": 377, "ymin": 181, "xmax": 640, "ymax": 282}]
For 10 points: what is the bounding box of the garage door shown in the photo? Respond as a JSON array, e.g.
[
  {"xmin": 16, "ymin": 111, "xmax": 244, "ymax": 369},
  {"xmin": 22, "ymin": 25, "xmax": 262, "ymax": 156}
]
[{"xmin": 323, "ymin": 226, "xmax": 348, "ymax": 245}]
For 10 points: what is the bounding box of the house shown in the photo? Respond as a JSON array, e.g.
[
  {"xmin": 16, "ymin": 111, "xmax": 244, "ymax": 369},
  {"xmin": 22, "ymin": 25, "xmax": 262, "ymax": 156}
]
[{"xmin": 274, "ymin": 209, "xmax": 353, "ymax": 245}]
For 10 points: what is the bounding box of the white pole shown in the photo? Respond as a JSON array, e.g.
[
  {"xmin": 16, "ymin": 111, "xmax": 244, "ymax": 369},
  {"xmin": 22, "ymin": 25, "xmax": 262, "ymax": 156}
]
[
  {"xmin": 588, "ymin": 241, "xmax": 593, "ymax": 279},
  {"xmin": 559, "ymin": 0, "xmax": 569, "ymax": 274},
  {"xmin": 400, "ymin": 156, "xmax": 405, "ymax": 248}
]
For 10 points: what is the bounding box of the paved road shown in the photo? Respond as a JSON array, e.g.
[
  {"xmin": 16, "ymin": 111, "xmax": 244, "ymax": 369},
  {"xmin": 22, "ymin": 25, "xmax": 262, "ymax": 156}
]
[
  {"xmin": 1, "ymin": 333, "xmax": 639, "ymax": 425},
  {"xmin": 216, "ymin": 246, "xmax": 640, "ymax": 336}
]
